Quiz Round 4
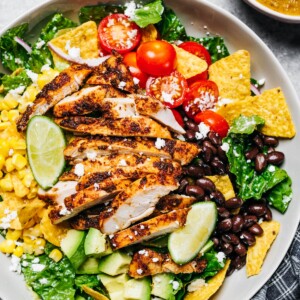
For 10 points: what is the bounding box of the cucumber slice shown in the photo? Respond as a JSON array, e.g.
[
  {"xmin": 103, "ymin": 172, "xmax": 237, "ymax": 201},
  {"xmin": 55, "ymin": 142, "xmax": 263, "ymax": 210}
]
[
  {"xmin": 168, "ymin": 202, "xmax": 217, "ymax": 264},
  {"xmin": 26, "ymin": 116, "xmax": 66, "ymax": 189}
]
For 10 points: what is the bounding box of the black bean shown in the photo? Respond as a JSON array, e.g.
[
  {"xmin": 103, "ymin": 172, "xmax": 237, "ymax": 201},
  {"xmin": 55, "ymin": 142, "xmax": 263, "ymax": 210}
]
[
  {"xmin": 266, "ymin": 151, "xmax": 285, "ymax": 165},
  {"xmin": 267, "ymin": 147, "xmax": 276, "ymax": 154},
  {"xmin": 255, "ymin": 153, "xmax": 267, "ymax": 173},
  {"xmin": 196, "ymin": 177, "xmax": 216, "ymax": 193},
  {"xmin": 203, "ymin": 140, "xmax": 217, "ymax": 155},
  {"xmin": 231, "ymin": 255, "xmax": 246, "ymax": 270},
  {"xmin": 226, "ymin": 265, "xmax": 235, "ymax": 276},
  {"xmin": 240, "ymin": 231, "xmax": 256, "ymax": 246},
  {"xmin": 203, "ymin": 164, "xmax": 212, "ymax": 175},
  {"xmin": 253, "ymin": 134, "xmax": 264, "ymax": 149},
  {"xmin": 203, "ymin": 195, "xmax": 211, "ymax": 202},
  {"xmin": 217, "ymin": 146, "xmax": 227, "ymax": 161},
  {"xmin": 185, "ymin": 185, "xmax": 205, "ymax": 200},
  {"xmin": 217, "ymin": 218, "xmax": 232, "ymax": 232},
  {"xmin": 234, "ymin": 243, "xmax": 247, "ymax": 257},
  {"xmin": 264, "ymin": 206, "xmax": 273, "ymax": 221},
  {"xmin": 224, "ymin": 197, "xmax": 243, "ymax": 210},
  {"xmin": 243, "ymin": 215, "xmax": 258, "ymax": 228},
  {"xmin": 194, "ymin": 158, "xmax": 205, "ymax": 167},
  {"xmin": 177, "ymin": 178, "xmax": 189, "ymax": 193},
  {"xmin": 232, "ymin": 215, "xmax": 245, "ymax": 232},
  {"xmin": 222, "ymin": 233, "xmax": 239, "ymax": 245},
  {"xmin": 245, "ymin": 147, "xmax": 259, "ymax": 160},
  {"xmin": 263, "ymin": 136, "xmax": 279, "ymax": 147},
  {"xmin": 202, "ymin": 146, "xmax": 213, "ymax": 163},
  {"xmin": 211, "ymin": 191, "xmax": 225, "ymax": 206},
  {"xmin": 247, "ymin": 203, "xmax": 267, "ymax": 217},
  {"xmin": 248, "ymin": 223, "xmax": 263, "ymax": 236},
  {"xmin": 186, "ymin": 120, "xmax": 199, "ymax": 131},
  {"xmin": 208, "ymin": 131, "xmax": 222, "ymax": 145},
  {"xmin": 217, "ymin": 207, "xmax": 230, "ymax": 218},
  {"xmin": 211, "ymin": 157, "xmax": 226, "ymax": 174},
  {"xmin": 187, "ymin": 165, "xmax": 205, "ymax": 178},
  {"xmin": 212, "ymin": 237, "xmax": 220, "ymax": 248},
  {"xmin": 221, "ymin": 242, "xmax": 233, "ymax": 255},
  {"xmin": 186, "ymin": 130, "xmax": 196, "ymax": 141}
]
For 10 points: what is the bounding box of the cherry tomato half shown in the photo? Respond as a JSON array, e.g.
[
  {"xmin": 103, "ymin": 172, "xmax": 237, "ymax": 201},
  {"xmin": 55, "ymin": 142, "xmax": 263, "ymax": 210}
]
[
  {"xmin": 98, "ymin": 14, "xmax": 141, "ymax": 54},
  {"xmin": 183, "ymin": 80, "xmax": 219, "ymax": 119},
  {"xmin": 137, "ymin": 40, "xmax": 177, "ymax": 77},
  {"xmin": 123, "ymin": 52, "xmax": 148, "ymax": 89},
  {"xmin": 194, "ymin": 110, "xmax": 229, "ymax": 138},
  {"xmin": 171, "ymin": 109, "xmax": 185, "ymax": 127},
  {"xmin": 179, "ymin": 41, "xmax": 212, "ymax": 66},
  {"xmin": 146, "ymin": 71, "xmax": 188, "ymax": 108}
]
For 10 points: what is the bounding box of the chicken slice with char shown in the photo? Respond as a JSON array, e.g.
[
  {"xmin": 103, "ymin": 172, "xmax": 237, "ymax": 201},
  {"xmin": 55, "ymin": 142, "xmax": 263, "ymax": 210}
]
[
  {"xmin": 17, "ymin": 64, "xmax": 92, "ymax": 132},
  {"xmin": 55, "ymin": 116, "xmax": 172, "ymax": 139},
  {"xmin": 99, "ymin": 174, "xmax": 179, "ymax": 234},
  {"xmin": 109, "ymin": 208, "xmax": 190, "ymax": 250},
  {"xmin": 129, "ymin": 248, "xmax": 207, "ymax": 278},
  {"xmin": 53, "ymin": 85, "xmax": 126, "ymax": 117},
  {"xmin": 63, "ymin": 136, "xmax": 199, "ymax": 166}
]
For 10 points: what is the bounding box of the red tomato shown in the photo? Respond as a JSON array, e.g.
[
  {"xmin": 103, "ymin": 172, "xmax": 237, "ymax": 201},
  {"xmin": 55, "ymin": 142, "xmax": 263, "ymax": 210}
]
[
  {"xmin": 179, "ymin": 41, "xmax": 212, "ymax": 66},
  {"xmin": 123, "ymin": 52, "xmax": 148, "ymax": 88},
  {"xmin": 98, "ymin": 14, "xmax": 141, "ymax": 54},
  {"xmin": 183, "ymin": 80, "xmax": 219, "ymax": 119},
  {"xmin": 136, "ymin": 40, "xmax": 177, "ymax": 76},
  {"xmin": 146, "ymin": 71, "xmax": 188, "ymax": 108},
  {"xmin": 171, "ymin": 109, "xmax": 184, "ymax": 127},
  {"xmin": 187, "ymin": 70, "xmax": 208, "ymax": 86},
  {"xmin": 194, "ymin": 110, "xmax": 229, "ymax": 138}
]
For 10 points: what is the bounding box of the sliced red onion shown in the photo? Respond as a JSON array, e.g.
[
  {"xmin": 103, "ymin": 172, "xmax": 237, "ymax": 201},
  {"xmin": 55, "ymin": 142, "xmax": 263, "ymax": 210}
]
[
  {"xmin": 14, "ymin": 36, "xmax": 32, "ymax": 54},
  {"xmin": 48, "ymin": 42, "xmax": 110, "ymax": 67},
  {"xmin": 250, "ymin": 83, "xmax": 261, "ymax": 95}
]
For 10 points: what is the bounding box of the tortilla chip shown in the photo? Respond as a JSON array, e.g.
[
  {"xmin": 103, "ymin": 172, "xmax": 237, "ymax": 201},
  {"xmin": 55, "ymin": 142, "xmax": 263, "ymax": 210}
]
[
  {"xmin": 40, "ymin": 208, "xmax": 69, "ymax": 247},
  {"xmin": 49, "ymin": 21, "xmax": 99, "ymax": 68},
  {"xmin": 246, "ymin": 221, "xmax": 280, "ymax": 277},
  {"xmin": 206, "ymin": 175, "xmax": 235, "ymax": 200},
  {"xmin": 185, "ymin": 260, "xmax": 230, "ymax": 300},
  {"xmin": 82, "ymin": 286, "xmax": 109, "ymax": 300},
  {"xmin": 141, "ymin": 24, "xmax": 158, "ymax": 43},
  {"xmin": 173, "ymin": 45, "xmax": 208, "ymax": 79},
  {"xmin": 217, "ymin": 88, "xmax": 296, "ymax": 138},
  {"xmin": 209, "ymin": 50, "xmax": 251, "ymax": 101}
]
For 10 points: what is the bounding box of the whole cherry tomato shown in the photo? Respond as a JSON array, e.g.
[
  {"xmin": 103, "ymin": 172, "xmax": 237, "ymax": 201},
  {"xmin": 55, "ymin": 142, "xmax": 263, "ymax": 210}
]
[{"xmin": 179, "ymin": 41, "xmax": 212, "ymax": 65}]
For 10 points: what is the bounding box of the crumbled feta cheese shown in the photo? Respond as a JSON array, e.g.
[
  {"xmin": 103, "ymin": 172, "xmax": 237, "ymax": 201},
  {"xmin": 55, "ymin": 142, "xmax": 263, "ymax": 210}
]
[
  {"xmin": 239, "ymin": 73, "xmax": 244, "ymax": 79},
  {"xmin": 127, "ymin": 29, "xmax": 138, "ymax": 39},
  {"xmin": 216, "ymin": 251, "xmax": 226, "ymax": 263},
  {"xmin": 133, "ymin": 77, "xmax": 140, "ymax": 84},
  {"xmin": 8, "ymin": 149, "xmax": 14, "ymax": 156},
  {"xmin": 118, "ymin": 159, "xmax": 127, "ymax": 167},
  {"xmin": 187, "ymin": 278, "xmax": 207, "ymax": 292},
  {"xmin": 31, "ymin": 263, "xmax": 46, "ymax": 272},
  {"xmin": 124, "ymin": 1, "xmax": 137, "ymax": 19},
  {"xmin": 140, "ymin": 225, "xmax": 145, "ymax": 229},
  {"xmin": 137, "ymin": 268, "xmax": 143, "ymax": 275},
  {"xmin": 155, "ymin": 138, "xmax": 166, "ymax": 150},
  {"xmin": 172, "ymin": 280, "xmax": 180, "ymax": 290},
  {"xmin": 195, "ymin": 123, "xmax": 210, "ymax": 140},
  {"xmin": 139, "ymin": 249, "xmax": 146, "ymax": 255},
  {"xmin": 65, "ymin": 40, "xmax": 81, "ymax": 59},
  {"xmin": 283, "ymin": 194, "xmax": 292, "ymax": 205},
  {"xmin": 161, "ymin": 91, "xmax": 174, "ymax": 105},
  {"xmin": 118, "ymin": 81, "xmax": 126, "ymax": 89},
  {"xmin": 134, "ymin": 230, "xmax": 138, "ymax": 236},
  {"xmin": 39, "ymin": 278, "xmax": 48, "ymax": 285},
  {"xmin": 35, "ymin": 40, "xmax": 45, "ymax": 49},
  {"xmin": 9, "ymin": 255, "xmax": 21, "ymax": 274},
  {"xmin": 152, "ymin": 257, "xmax": 159, "ymax": 263},
  {"xmin": 86, "ymin": 150, "xmax": 97, "ymax": 161},
  {"xmin": 15, "ymin": 58, "xmax": 22, "ymax": 64},
  {"xmin": 107, "ymin": 18, "xmax": 115, "ymax": 27},
  {"xmin": 94, "ymin": 183, "xmax": 100, "ymax": 190},
  {"xmin": 0, "ymin": 210, "xmax": 17, "ymax": 229},
  {"xmin": 32, "ymin": 258, "xmax": 40, "ymax": 263},
  {"xmin": 41, "ymin": 64, "xmax": 51, "ymax": 72},
  {"xmin": 109, "ymin": 234, "xmax": 114, "ymax": 239},
  {"xmin": 59, "ymin": 206, "xmax": 71, "ymax": 216},
  {"xmin": 26, "ymin": 70, "xmax": 38, "ymax": 84},
  {"xmin": 74, "ymin": 163, "xmax": 85, "ymax": 177},
  {"xmin": 217, "ymin": 97, "xmax": 234, "ymax": 107},
  {"xmin": 221, "ymin": 142, "xmax": 230, "ymax": 153},
  {"xmin": 268, "ymin": 165, "xmax": 276, "ymax": 172},
  {"xmin": 22, "ymin": 261, "xmax": 29, "ymax": 267},
  {"xmin": 258, "ymin": 78, "xmax": 265, "ymax": 86},
  {"xmin": 129, "ymin": 235, "xmax": 133, "ymax": 240},
  {"xmin": 9, "ymin": 85, "xmax": 25, "ymax": 96}
]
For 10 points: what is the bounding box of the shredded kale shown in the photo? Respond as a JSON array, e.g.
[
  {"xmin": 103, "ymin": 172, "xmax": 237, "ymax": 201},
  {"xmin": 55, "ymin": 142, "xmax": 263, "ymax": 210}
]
[{"xmin": 1, "ymin": 69, "xmax": 31, "ymax": 93}]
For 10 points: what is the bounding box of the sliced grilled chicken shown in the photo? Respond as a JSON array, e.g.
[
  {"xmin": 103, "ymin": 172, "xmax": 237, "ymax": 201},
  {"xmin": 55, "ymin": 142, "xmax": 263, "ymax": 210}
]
[
  {"xmin": 109, "ymin": 208, "xmax": 189, "ymax": 250},
  {"xmin": 152, "ymin": 194, "xmax": 197, "ymax": 217},
  {"xmin": 37, "ymin": 181, "xmax": 77, "ymax": 206},
  {"xmin": 17, "ymin": 64, "xmax": 92, "ymax": 132},
  {"xmin": 99, "ymin": 174, "xmax": 179, "ymax": 234},
  {"xmin": 100, "ymin": 98, "xmax": 137, "ymax": 119},
  {"xmin": 55, "ymin": 116, "xmax": 172, "ymax": 139},
  {"xmin": 129, "ymin": 248, "xmax": 207, "ymax": 278},
  {"xmin": 60, "ymin": 154, "xmax": 181, "ymax": 182},
  {"xmin": 87, "ymin": 51, "xmax": 139, "ymax": 93},
  {"xmin": 53, "ymin": 85, "xmax": 126, "ymax": 117},
  {"xmin": 64, "ymin": 136, "xmax": 199, "ymax": 166}
]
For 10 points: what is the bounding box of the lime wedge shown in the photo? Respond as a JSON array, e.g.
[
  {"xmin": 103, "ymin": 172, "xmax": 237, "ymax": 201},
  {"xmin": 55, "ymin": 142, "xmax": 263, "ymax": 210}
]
[
  {"xmin": 168, "ymin": 202, "xmax": 217, "ymax": 264},
  {"xmin": 26, "ymin": 116, "xmax": 66, "ymax": 190}
]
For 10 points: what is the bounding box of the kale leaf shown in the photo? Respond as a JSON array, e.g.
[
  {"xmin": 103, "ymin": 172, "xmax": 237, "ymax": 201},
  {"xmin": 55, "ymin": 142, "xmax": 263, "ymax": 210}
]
[
  {"xmin": 0, "ymin": 23, "xmax": 30, "ymax": 72},
  {"xmin": 1, "ymin": 69, "xmax": 32, "ymax": 93},
  {"xmin": 79, "ymin": 4, "xmax": 124, "ymax": 24},
  {"xmin": 21, "ymin": 243, "xmax": 76, "ymax": 300}
]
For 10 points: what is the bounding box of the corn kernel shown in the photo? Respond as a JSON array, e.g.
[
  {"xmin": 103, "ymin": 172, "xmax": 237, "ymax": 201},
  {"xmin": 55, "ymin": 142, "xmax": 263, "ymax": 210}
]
[
  {"xmin": 0, "ymin": 122, "xmax": 11, "ymax": 131},
  {"xmin": 12, "ymin": 153, "xmax": 27, "ymax": 170},
  {"xmin": 1, "ymin": 110, "xmax": 9, "ymax": 122},
  {"xmin": 17, "ymin": 169, "xmax": 28, "ymax": 179},
  {"xmin": 5, "ymin": 157, "xmax": 15, "ymax": 172},
  {"xmin": 22, "ymin": 173, "xmax": 34, "ymax": 188},
  {"xmin": 34, "ymin": 238, "xmax": 46, "ymax": 255},
  {"xmin": 11, "ymin": 139, "xmax": 26, "ymax": 150},
  {"xmin": 0, "ymin": 239, "xmax": 16, "ymax": 254},
  {"xmin": 0, "ymin": 174, "xmax": 13, "ymax": 191},
  {"xmin": 0, "ymin": 170, "xmax": 3, "ymax": 179},
  {"xmin": 3, "ymin": 94, "xmax": 18, "ymax": 109},
  {"xmin": 24, "ymin": 224, "xmax": 42, "ymax": 239},
  {"xmin": 37, "ymin": 69, "xmax": 59, "ymax": 89},
  {"xmin": 11, "ymin": 174, "xmax": 29, "ymax": 198},
  {"xmin": 22, "ymin": 85, "xmax": 39, "ymax": 103},
  {"xmin": 23, "ymin": 236, "xmax": 35, "ymax": 245},
  {"xmin": 49, "ymin": 249, "xmax": 63, "ymax": 262},
  {"xmin": 6, "ymin": 229, "xmax": 22, "ymax": 241},
  {"xmin": 22, "ymin": 243, "xmax": 34, "ymax": 254},
  {"xmin": 13, "ymin": 246, "xmax": 24, "ymax": 257},
  {"xmin": 0, "ymin": 139, "xmax": 9, "ymax": 157},
  {"xmin": 7, "ymin": 110, "xmax": 19, "ymax": 122},
  {"xmin": 0, "ymin": 155, "xmax": 5, "ymax": 169}
]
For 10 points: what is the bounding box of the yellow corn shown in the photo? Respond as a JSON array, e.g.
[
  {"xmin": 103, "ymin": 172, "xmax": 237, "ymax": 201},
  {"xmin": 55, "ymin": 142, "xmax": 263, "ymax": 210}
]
[
  {"xmin": 12, "ymin": 175, "xmax": 29, "ymax": 198},
  {"xmin": 11, "ymin": 139, "xmax": 26, "ymax": 150},
  {"xmin": 0, "ymin": 239, "xmax": 16, "ymax": 254},
  {"xmin": 17, "ymin": 169, "xmax": 28, "ymax": 179},
  {"xmin": 12, "ymin": 153, "xmax": 27, "ymax": 170},
  {"xmin": 27, "ymin": 187, "xmax": 38, "ymax": 199},
  {"xmin": 7, "ymin": 110, "xmax": 19, "ymax": 122},
  {"xmin": 0, "ymin": 173, "xmax": 13, "ymax": 192},
  {"xmin": 22, "ymin": 243, "xmax": 34, "ymax": 254},
  {"xmin": 21, "ymin": 85, "xmax": 39, "ymax": 104},
  {"xmin": 37, "ymin": 69, "xmax": 59, "ymax": 89},
  {"xmin": 3, "ymin": 94, "xmax": 18, "ymax": 109},
  {"xmin": 24, "ymin": 224, "xmax": 42, "ymax": 239},
  {"xmin": 0, "ymin": 139, "xmax": 9, "ymax": 157},
  {"xmin": 13, "ymin": 246, "xmax": 24, "ymax": 257},
  {"xmin": 6, "ymin": 229, "xmax": 22, "ymax": 241},
  {"xmin": 34, "ymin": 238, "xmax": 46, "ymax": 255},
  {"xmin": 49, "ymin": 249, "xmax": 63, "ymax": 262},
  {"xmin": 0, "ymin": 155, "xmax": 5, "ymax": 169},
  {"xmin": 23, "ymin": 236, "xmax": 35, "ymax": 245},
  {"xmin": 0, "ymin": 122, "xmax": 11, "ymax": 131},
  {"xmin": 5, "ymin": 157, "xmax": 15, "ymax": 172},
  {"xmin": 22, "ymin": 173, "xmax": 34, "ymax": 188},
  {"xmin": 0, "ymin": 170, "xmax": 3, "ymax": 179},
  {"xmin": 1, "ymin": 110, "xmax": 9, "ymax": 121}
]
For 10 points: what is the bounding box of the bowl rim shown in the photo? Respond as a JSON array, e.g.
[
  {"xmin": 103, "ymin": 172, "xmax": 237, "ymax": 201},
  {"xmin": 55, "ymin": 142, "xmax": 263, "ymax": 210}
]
[{"xmin": 243, "ymin": 0, "xmax": 300, "ymax": 23}]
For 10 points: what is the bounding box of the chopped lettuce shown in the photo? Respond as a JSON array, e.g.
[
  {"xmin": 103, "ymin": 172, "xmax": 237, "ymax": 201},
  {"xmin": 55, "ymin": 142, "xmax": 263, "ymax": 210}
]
[
  {"xmin": 132, "ymin": 0, "xmax": 164, "ymax": 28},
  {"xmin": 1, "ymin": 69, "xmax": 31, "ymax": 93},
  {"xmin": 0, "ymin": 23, "xmax": 30, "ymax": 72},
  {"xmin": 21, "ymin": 244, "xmax": 76, "ymax": 300},
  {"xmin": 230, "ymin": 115, "xmax": 265, "ymax": 135},
  {"xmin": 75, "ymin": 275, "xmax": 99, "ymax": 289}
]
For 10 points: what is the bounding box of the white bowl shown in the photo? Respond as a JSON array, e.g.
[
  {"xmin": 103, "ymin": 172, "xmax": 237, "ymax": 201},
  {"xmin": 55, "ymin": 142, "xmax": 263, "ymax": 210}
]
[
  {"xmin": 244, "ymin": 0, "xmax": 300, "ymax": 23},
  {"xmin": 1, "ymin": 0, "xmax": 300, "ymax": 299}
]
